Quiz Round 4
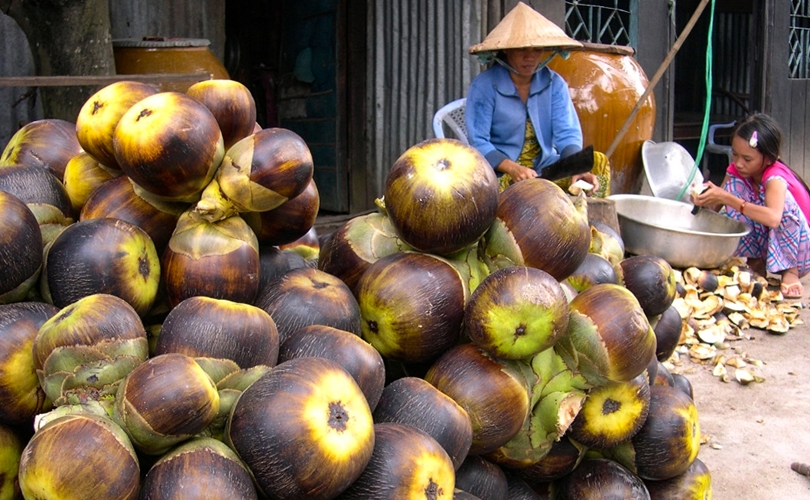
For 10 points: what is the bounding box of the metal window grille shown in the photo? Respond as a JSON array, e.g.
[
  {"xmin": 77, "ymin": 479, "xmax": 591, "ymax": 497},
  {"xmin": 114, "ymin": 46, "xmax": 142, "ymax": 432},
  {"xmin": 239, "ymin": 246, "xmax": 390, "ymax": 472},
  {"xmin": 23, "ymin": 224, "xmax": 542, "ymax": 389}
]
[
  {"xmin": 564, "ymin": 0, "xmax": 635, "ymax": 46},
  {"xmin": 790, "ymin": 0, "xmax": 810, "ymax": 79}
]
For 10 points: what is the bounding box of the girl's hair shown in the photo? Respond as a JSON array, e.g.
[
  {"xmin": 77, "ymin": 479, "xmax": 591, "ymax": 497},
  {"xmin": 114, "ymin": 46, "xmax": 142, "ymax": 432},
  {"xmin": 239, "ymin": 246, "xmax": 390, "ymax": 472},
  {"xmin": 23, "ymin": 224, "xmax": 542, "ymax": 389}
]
[
  {"xmin": 736, "ymin": 113, "xmax": 810, "ymax": 196},
  {"xmin": 734, "ymin": 113, "xmax": 782, "ymax": 162}
]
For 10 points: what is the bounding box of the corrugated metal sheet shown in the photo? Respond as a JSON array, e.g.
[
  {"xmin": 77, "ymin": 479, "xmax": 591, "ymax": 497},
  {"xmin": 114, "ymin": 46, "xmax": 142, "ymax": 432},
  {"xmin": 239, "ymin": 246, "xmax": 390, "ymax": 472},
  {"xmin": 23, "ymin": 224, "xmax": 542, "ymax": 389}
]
[
  {"xmin": 366, "ymin": 0, "xmax": 483, "ymax": 197},
  {"xmin": 108, "ymin": 0, "xmax": 227, "ymax": 61}
]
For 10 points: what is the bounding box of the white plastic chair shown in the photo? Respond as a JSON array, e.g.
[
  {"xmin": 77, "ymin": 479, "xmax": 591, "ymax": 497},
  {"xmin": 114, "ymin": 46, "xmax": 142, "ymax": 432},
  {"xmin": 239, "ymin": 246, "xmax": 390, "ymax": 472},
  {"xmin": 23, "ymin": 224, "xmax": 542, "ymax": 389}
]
[{"xmin": 432, "ymin": 98, "xmax": 468, "ymax": 143}]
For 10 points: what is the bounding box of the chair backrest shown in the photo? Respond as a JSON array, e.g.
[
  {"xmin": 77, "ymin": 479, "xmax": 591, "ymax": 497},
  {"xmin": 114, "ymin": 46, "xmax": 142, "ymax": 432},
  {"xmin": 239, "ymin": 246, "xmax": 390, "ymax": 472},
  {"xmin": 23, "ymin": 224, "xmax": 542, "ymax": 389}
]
[{"xmin": 432, "ymin": 98, "xmax": 468, "ymax": 144}]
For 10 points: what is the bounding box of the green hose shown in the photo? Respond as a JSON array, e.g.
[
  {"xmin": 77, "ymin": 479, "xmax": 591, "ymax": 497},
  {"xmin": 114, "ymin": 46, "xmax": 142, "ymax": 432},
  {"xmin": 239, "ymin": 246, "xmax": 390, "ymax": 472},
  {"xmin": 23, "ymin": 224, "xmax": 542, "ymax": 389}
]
[{"xmin": 677, "ymin": 0, "xmax": 717, "ymax": 201}]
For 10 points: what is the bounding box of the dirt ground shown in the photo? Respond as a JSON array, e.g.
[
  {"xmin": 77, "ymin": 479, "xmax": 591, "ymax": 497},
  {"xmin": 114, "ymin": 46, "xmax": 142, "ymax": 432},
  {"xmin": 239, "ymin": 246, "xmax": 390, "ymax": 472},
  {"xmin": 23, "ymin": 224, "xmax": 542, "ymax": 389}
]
[{"xmin": 672, "ymin": 272, "xmax": 810, "ymax": 498}]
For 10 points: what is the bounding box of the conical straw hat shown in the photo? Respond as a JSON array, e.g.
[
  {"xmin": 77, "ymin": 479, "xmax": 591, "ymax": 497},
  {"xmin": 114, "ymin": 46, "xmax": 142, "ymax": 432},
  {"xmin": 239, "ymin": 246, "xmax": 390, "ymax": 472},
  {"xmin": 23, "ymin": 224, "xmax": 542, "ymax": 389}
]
[{"xmin": 469, "ymin": 2, "xmax": 582, "ymax": 53}]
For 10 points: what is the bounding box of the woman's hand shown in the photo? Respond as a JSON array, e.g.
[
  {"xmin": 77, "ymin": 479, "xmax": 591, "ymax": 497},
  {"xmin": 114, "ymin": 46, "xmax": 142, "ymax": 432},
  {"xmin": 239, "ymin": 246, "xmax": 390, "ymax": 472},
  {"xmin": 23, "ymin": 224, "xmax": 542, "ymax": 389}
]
[
  {"xmin": 571, "ymin": 173, "xmax": 599, "ymax": 194},
  {"xmin": 497, "ymin": 159, "xmax": 537, "ymax": 182}
]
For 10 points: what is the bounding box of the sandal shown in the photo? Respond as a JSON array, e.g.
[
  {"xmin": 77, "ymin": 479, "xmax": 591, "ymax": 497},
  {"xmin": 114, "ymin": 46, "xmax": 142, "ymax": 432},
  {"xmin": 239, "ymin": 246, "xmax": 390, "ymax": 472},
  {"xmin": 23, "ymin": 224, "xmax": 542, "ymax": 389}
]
[{"xmin": 780, "ymin": 281, "xmax": 805, "ymax": 299}]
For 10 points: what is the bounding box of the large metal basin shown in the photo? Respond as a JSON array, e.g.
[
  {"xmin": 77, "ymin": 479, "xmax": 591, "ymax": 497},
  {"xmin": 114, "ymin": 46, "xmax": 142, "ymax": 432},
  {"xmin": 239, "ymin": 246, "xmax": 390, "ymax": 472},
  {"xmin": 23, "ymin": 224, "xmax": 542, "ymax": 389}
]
[{"xmin": 609, "ymin": 194, "xmax": 751, "ymax": 269}]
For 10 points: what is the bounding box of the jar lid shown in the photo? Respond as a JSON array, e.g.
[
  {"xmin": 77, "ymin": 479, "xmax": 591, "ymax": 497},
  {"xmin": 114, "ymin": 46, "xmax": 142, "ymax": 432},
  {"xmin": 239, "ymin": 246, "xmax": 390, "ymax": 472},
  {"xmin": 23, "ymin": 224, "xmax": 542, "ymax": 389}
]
[{"xmin": 113, "ymin": 37, "xmax": 211, "ymax": 48}]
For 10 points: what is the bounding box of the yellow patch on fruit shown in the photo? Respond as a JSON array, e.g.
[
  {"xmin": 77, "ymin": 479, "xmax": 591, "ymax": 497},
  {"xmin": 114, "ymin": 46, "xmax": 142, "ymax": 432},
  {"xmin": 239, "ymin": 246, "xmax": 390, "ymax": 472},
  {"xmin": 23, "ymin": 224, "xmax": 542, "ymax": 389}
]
[
  {"xmin": 302, "ymin": 370, "xmax": 373, "ymax": 461},
  {"xmin": 0, "ymin": 339, "xmax": 39, "ymax": 400},
  {"xmin": 402, "ymin": 450, "xmax": 455, "ymax": 499},
  {"xmin": 675, "ymin": 401, "xmax": 702, "ymax": 464},
  {"xmin": 579, "ymin": 383, "xmax": 647, "ymax": 440},
  {"xmin": 404, "ymin": 141, "xmax": 479, "ymax": 191},
  {"xmin": 484, "ymin": 304, "xmax": 558, "ymax": 354}
]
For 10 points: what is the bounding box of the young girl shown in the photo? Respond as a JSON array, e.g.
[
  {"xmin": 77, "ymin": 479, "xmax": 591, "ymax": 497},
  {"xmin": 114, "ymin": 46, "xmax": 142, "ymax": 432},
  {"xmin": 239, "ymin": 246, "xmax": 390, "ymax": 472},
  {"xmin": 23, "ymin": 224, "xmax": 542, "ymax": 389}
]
[{"xmin": 692, "ymin": 113, "xmax": 810, "ymax": 298}]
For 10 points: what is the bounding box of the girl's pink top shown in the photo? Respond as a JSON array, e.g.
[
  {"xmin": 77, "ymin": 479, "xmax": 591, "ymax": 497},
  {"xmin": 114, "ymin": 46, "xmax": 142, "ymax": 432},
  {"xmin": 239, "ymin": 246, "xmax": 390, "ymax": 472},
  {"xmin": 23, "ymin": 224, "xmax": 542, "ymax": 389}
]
[{"xmin": 727, "ymin": 160, "xmax": 810, "ymax": 221}]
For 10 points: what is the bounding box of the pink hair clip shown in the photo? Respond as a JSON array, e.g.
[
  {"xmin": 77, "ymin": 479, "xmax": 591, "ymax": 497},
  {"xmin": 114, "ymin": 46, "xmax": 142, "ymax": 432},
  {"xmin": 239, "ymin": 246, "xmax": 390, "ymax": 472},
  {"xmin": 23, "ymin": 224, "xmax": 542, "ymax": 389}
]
[{"xmin": 749, "ymin": 131, "xmax": 758, "ymax": 148}]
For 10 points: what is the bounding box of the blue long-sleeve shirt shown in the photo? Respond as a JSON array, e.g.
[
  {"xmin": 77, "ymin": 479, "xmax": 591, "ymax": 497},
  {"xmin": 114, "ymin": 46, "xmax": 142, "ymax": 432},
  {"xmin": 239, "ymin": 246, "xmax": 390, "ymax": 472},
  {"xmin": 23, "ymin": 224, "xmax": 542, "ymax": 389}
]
[{"xmin": 465, "ymin": 63, "xmax": 583, "ymax": 173}]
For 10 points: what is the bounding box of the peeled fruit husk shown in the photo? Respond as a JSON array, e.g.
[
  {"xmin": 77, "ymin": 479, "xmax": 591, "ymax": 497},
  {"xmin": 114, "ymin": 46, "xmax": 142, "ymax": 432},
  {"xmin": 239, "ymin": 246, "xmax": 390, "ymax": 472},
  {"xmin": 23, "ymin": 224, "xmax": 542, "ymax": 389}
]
[
  {"xmin": 112, "ymin": 353, "xmax": 220, "ymax": 455},
  {"xmin": 483, "ymin": 178, "xmax": 591, "ymax": 281},
  {"xmin": 465, "ymin": 266, "xmax": 569, "ymax": 360},
  {"xmin": 0, "ymin": 190, "xmax": 42, "ymax": 304},
  {"xmin": 161, "ymin": 210, "xmax": 260, "ymax": 308},
  {"xmin": 80, "ymin": 176, "xmax": 189, "ymax": 253},
  {"xmin": 338, "ymin": 422, "xmax": 456, "ymax": 500},
  {"xmin": 0, "ymin": 118, "xmax": 82, "ymax": 181},
  {"xmin": 255, "ymin": 266, "xmax": 362, "ymax": 344},
  {"xmin": 156, "ymin": 296, "xmax": 279, "ymax": 369},
  {"xmin": 567, "ymin": 372, "xmax": 651, "ymax": 449},
  {"xmin": 243, "ymin": 177, "xmax": 320, "ymax": 246},
  {"xmin": 382, "ymin": 138, "xmax": 499, "ymax": 256},
  {"xmin": 424, "ymin": 343, "xmax": 530, "ymax": 456},
  {"xmin": 317, "ymin": 210, "xmax": 414, "ymax": 294},
  {"xmin": 630, "ymin": 385, "xmax": 701, "ymax": 481},
  {"xmin": 549, "ymin": 457, "xmax": 651, "ymax": 500},
  {"xmin": 18, "ymin": 413, "xmax": 140, "ymax": 500},
  {"xmin": 186, "ymin": 79, "xmax": 258, "ymax": 150},
  {"xmin": 555, "ymin": 283, "xmax": 657, "ymax": 386},
  {"xmin": 62, "ymin": 152, "xmax": 122, "ymax": 214},
  {"xmin": 357, "ymin": 251, "xmax": 467, "ymax": 363},
  {"xmin": 454, "ymin": 456, "xmax": 508, "ymax": 500},
  {"xmin": 33, "ymin": 293, "xmax": 149, "ymax": 407},
  {"xmin": 113, "ymin": 91, "xmax": 225, "ymax": 202},
  {"xmin": 75, "ymin": 80, "xmax": 159, "ymax": 169},
  {"xmin": 140, "ymin": 437, "xmax": 258, "ymax": 500},
  {"xmin": 226, "ymin": 357, "xmax": 375, "ymax": 500},
  {"xmin": 279, "ymin": 324, "xmax": 385, "ymax": 411},
  {"xmin": 39, "ymin": 217, "xmax": 161, "ymax": 316},
  {"xmin": 372, "ymin": 376, "xmax": 473, "ymax": 470},
  {"xmin": 217, "ymin": 127, "xmax": 314, "ymax": 213},
  {"xmin": 0, "ymin": 302, "xmax": 59, "ymax": 425}
]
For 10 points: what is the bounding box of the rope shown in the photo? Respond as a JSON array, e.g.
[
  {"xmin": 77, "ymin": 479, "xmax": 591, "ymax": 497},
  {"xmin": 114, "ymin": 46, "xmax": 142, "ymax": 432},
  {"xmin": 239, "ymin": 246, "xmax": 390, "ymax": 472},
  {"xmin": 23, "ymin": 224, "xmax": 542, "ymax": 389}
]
[{"xmin": 677, "ymin": 0, "xmax": 717, "ymax": 201}]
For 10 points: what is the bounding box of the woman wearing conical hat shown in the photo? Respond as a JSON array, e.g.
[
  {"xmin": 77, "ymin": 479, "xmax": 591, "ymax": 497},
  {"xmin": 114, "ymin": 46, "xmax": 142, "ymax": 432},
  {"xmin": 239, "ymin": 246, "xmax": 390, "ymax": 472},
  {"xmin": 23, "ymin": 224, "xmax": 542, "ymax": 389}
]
[{"xmin": 466, "ymin": 2, "xmax": 610, "ymax": 197}]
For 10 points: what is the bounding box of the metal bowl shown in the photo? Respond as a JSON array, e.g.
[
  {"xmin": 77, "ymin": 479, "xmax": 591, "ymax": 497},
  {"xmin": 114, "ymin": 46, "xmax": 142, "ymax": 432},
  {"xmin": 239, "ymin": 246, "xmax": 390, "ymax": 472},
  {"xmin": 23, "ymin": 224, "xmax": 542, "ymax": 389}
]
[
  {"xmin": 641, "ymin": 140, "xmax": 704, "ymax": 203},
  {"xmin": 609, "ymin": 194, "xmax": 750, "ymax": 269}
]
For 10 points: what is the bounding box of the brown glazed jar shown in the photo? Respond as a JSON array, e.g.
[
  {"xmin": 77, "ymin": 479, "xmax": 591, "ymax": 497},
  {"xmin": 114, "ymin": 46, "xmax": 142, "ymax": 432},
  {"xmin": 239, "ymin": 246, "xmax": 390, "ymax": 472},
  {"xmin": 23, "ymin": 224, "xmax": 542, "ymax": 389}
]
[
  {"xmin": 113, "ymin": 37, "xmax": 229, "ymax": 93},
  {"xmin": 547, "ymin": 42, "xmax": 656, "ymax": 195}
]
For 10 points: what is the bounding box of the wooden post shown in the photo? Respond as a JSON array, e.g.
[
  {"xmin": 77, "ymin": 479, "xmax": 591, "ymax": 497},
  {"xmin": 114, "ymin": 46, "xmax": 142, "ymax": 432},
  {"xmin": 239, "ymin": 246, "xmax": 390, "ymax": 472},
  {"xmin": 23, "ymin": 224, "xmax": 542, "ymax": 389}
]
[{"xmin": 605, "ymin": 0, "xmax": 712, "ymax": 158}]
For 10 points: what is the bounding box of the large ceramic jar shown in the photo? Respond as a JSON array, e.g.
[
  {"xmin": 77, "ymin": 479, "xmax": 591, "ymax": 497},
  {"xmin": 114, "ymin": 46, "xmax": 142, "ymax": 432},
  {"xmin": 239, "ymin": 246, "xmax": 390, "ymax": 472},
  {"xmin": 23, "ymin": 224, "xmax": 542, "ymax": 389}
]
[
  {"xmin": 113, "ymin": 38, "xmax": 229, "ymax": 93},
  {"xmin": 547, "ymin": 42, "xmax": 656, "ymax": 195}
]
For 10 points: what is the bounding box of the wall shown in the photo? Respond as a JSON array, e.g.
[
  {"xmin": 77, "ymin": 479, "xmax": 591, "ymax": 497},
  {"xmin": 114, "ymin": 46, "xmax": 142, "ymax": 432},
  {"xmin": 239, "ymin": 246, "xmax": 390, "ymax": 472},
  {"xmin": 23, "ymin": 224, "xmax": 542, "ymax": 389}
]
[
  {"xmin": 108, "ymin": 0, "xmax": 227, "ymax": 62},
  {"xmin": 364, "ymin": 0, "xmax": 484, "ymax": 207}
]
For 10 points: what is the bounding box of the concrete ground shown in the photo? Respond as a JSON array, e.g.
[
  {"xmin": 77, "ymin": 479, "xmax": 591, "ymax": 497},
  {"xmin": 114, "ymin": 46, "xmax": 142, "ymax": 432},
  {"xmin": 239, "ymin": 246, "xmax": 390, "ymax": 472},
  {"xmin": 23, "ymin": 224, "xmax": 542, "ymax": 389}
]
[{"xmin": 672, "ymin": 272, "xmax": 810, "ymax": 498}]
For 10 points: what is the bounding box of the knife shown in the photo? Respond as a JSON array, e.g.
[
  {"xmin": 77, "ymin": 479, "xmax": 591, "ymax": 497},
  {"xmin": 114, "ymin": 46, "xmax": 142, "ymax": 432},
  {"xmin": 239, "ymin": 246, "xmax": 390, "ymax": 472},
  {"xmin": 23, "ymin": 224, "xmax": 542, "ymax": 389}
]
[{"xmin": 538, "ymin": 145, "xmax": 595, "ymax": 182}]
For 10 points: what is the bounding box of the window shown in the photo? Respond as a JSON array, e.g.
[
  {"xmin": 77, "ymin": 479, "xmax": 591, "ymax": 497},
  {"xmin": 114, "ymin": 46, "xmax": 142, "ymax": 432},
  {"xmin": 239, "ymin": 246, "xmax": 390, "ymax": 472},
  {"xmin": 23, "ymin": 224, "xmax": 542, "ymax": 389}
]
[
  {"xmin": 564, "ymin": 0, "xmax": 636, "ymax": 46},
  {"xmin": 790, "ymin": 0, "xmax": 810, "ymax": 79}
]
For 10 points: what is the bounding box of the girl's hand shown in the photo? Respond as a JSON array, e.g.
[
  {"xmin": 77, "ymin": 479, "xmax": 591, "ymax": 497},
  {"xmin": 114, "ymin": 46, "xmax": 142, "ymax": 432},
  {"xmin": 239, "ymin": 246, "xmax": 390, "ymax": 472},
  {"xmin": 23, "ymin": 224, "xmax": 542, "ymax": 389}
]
[{"xmin": 691, "ymin": 181, "xmax": 725, "ymax": 210}]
